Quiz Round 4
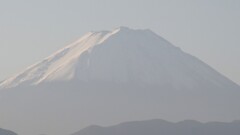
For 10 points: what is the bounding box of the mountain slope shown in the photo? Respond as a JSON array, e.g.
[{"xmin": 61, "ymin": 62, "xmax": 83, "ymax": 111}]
[
  {"xmin": 72, "ymin": 119, "xmax": 240, "ymax": 135},
  {"xmin": 0, "ymin": 27, "xmax": 239, "ymax": 135},
  {"xmin": 0, "ymin": 128, "xmax": 17, "ymax": 135}
]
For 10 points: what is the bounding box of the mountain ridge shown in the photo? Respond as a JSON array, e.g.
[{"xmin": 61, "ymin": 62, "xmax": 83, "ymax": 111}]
[{"xmin": 71, "ymin": 119, "xmax": 240, "ymax": 135}]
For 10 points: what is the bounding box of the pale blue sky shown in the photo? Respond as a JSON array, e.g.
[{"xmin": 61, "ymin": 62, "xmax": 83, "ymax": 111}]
[{"xmin": 0, "ymin": 0, "xmax": 240, "ymax": 84}]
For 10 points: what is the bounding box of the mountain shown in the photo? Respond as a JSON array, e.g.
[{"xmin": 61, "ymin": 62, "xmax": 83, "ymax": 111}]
[
  {"xmin": 0, "ymin": 128, "xmax": 17, "ymax": 135},
  {"xmin": 1, "ymin": 26, "xmax": 239, "ymax": 90},
  {"xmin": 0, "ymin": 27, "xmax": 240, "ymax": 135},
  {"xmin": 72, "ymin": 119, "xmax": 240, "ymax": 135}
]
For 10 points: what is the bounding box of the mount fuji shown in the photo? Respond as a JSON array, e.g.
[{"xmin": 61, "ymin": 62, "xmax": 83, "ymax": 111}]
[{"xmin": 0, "ymin": 27, "xmax": 240, "ymax": 135}]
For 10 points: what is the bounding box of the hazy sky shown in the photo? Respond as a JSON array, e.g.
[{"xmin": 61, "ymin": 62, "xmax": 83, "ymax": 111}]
[{"xmin": 0, "ymin": 0, "xmax": 240, "ymax": 84}]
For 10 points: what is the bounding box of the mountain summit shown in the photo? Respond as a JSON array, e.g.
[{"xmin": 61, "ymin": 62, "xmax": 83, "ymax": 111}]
[
  {"xmin": 0, "ymin": 27, "xmax": 240, "ymax": 135},
  {"xmin": 0, "ymin": 27, "xmax": 238, "ymax": 90}
]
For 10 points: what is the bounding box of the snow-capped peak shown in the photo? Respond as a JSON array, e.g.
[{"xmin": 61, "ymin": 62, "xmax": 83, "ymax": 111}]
[{"xmin": 0, "ymin": 27, "xmax": 238, "ymax": 90}]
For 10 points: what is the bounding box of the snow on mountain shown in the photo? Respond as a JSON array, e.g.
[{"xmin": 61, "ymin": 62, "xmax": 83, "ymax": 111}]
[
  {"xmin": 0, "ymin": 29, "xmax": 115, "ymax": 88},
  {"xmin": 0, "ymin": 27, "xmax": 238, "ymax": 90}
]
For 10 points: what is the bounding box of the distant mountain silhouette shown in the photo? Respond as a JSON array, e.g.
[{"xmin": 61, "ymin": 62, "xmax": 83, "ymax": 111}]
[
  {"xmin": 72, "ymin": 119, "xmax": 240, "ymax": 135},
  {"xmin": 0, "ymin": 128, "xmax": 17, "ymax": 135}
]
